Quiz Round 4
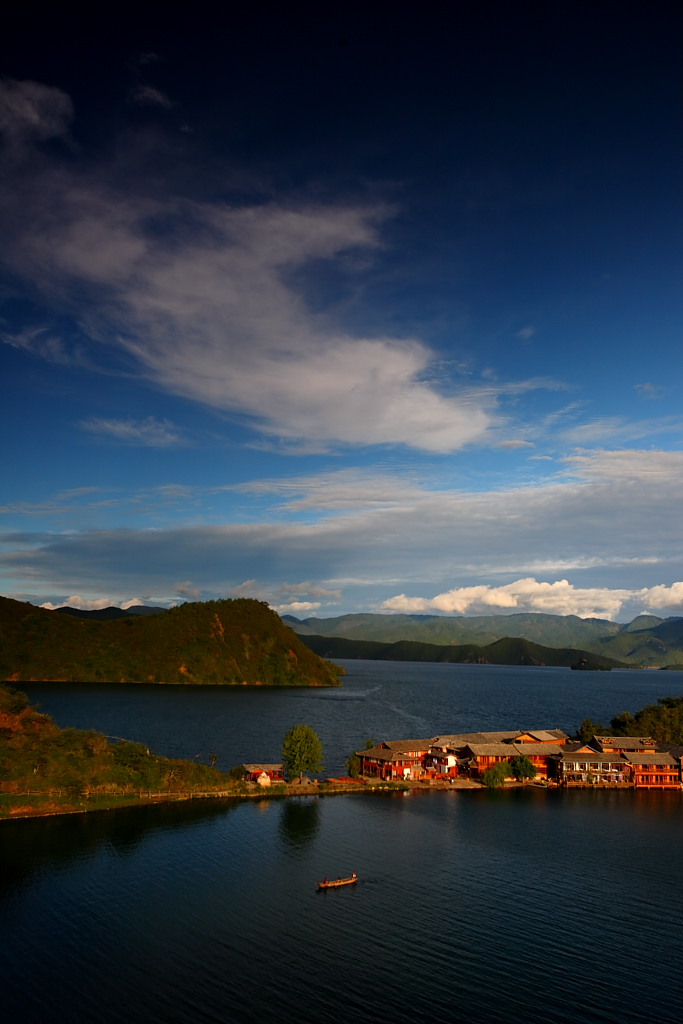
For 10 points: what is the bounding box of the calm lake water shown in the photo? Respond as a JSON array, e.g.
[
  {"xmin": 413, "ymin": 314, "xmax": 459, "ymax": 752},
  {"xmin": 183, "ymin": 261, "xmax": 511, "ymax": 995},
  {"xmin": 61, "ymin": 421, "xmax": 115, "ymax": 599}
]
[{"xmin": 3, "ymin": 662, "xmax": 683, "ymax": 1024}]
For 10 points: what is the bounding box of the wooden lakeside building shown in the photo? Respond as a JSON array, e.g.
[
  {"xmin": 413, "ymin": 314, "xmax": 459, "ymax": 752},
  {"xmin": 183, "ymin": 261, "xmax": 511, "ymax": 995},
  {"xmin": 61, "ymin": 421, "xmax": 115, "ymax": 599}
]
[{"xmin": 356, "ymin": 730, "xmax": 683, "ymax": 789}]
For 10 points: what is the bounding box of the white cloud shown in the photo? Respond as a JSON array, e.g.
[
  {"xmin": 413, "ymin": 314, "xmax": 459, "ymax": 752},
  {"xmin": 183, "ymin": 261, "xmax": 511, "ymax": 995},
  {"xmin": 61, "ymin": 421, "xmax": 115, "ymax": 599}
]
[
  {"xmin": 80, "ymin": 416, "xmax": 186, "ymax": 446},
  {"xmin": 175, "ymin": 581, "xmax": 201, "ymax": 599},
  {"xmin": 40, "ymin": 595, "xmax": 144, "ymax": 611},
  {"xmin": 383, "ymin": 578, "xmax": 683, "ymax": 620},
  {"xmin": 382, "ymin": 579, "xmax": 639, "ymax": 619},
  {"xmin": 639, "ymin": 581, "xmax": 683, "ymax": 610},
  {"xmin": 634, "ymin": 382, "xmax": 664, "ymax": 400},
  {"xmin": 0, "ymin": 85, "xmax": 510, "ymax": 453},
  {"xmin": 235, "ymin": 468, "xmax": 428, "ymax": 511},
  {"xmin": 563, "ymin": 416, "xmax": 683, "ymax": 446},
  {"xmin": 273, "ymin": 601, "xmax": 322, "ymax": 614},
  {"xmin": 0, "ymin": 78, "xmax": 73, "ymax": 145}
]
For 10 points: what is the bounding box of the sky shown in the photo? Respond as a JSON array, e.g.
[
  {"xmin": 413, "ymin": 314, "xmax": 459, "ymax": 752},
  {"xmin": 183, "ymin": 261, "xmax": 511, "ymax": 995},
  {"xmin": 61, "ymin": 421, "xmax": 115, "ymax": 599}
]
[{"xmin": 1, "ymin": 2, "xmax": 682, "ymax": 622}]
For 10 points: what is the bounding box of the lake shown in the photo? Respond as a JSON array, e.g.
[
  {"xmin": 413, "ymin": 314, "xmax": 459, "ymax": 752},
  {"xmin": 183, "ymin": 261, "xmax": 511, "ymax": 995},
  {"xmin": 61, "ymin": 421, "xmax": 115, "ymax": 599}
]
[{"xmin": 2, "ymin": 662, "xmax": 683, "ymax": 1023}]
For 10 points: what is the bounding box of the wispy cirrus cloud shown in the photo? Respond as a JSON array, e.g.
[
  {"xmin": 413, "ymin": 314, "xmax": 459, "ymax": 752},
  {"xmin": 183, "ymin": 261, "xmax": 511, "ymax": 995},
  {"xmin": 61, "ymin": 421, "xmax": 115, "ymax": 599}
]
[
  {"xmin": 0, "ymin": 77, "xmax": 569, "ymax": 456},
  {"xmin": 79, "ymin": 416, "xmax": 187, "ymax": 446},
  {"xmin": 562, "ymin": 416, "xmax": 683, "ymax": 446},
  {"xmin": 129, "ymin": 85, "xmax": 173, "ymax": 109},
  {"xmin": 634, "ymin": 382, "xmax": 664, "ymax": 400}
]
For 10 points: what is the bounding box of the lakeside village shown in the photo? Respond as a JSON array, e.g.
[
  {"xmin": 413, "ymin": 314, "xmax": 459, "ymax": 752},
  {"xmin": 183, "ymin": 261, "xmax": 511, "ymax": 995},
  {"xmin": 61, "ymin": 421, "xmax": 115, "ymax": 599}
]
[{"xmin": 245, "ymin": 729, "xmax": 683, "ymax": 791}]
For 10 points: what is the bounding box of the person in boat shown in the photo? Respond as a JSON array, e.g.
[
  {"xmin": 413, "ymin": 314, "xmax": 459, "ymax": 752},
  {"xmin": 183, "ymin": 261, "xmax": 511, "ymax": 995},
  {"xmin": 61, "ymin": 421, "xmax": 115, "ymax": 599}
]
[{"xmin": 323, "ymin": 876, "xmax": 328, "ymax": 884}]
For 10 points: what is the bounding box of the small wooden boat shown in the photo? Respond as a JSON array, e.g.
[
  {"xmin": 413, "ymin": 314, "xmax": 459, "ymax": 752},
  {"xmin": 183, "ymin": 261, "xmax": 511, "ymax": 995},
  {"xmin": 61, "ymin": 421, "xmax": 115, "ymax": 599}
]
[{"xmin": 317, "ymin": 872, "xmax": 357, "ymax": 890}]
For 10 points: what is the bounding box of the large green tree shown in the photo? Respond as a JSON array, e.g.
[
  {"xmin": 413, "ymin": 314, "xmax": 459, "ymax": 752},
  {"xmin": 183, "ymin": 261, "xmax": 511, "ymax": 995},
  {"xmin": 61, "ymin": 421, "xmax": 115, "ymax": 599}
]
[
  {"xmin": 282, "ymin": 723, "xmax": 324, "ymax": 781},
  {"xmin": 510, "ymin": 754, "xmax": 537, "ymax": 784},
  {"xmin": 482, "ymin": 762, "xmax": 509, "ymax": 789}
]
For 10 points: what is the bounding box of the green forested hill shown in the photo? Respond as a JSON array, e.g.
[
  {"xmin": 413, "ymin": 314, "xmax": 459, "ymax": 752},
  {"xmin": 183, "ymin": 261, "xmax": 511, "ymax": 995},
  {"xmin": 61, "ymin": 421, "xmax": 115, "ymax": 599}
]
[
  {"xmin": 0, "ymin": 597, "xmax": 343, "ymax": 686},
  {"xmin": 285, "ymin": 611, "xmax": 683, "ymax": 667},
  {"xmin": 300, "ymin": 633, "xmax": 625, "ymax": 669}
]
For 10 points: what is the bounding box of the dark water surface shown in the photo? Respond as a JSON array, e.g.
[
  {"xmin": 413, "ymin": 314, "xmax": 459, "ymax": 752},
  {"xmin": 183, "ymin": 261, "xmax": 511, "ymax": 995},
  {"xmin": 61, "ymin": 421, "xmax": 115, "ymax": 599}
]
[
  {"xmin": 16, "ymin": 660, "xmax": 683, "ymax": 775},
  {"xmin": 3, "ymin": 663, "xmax": 683, "ymax": 1023}
]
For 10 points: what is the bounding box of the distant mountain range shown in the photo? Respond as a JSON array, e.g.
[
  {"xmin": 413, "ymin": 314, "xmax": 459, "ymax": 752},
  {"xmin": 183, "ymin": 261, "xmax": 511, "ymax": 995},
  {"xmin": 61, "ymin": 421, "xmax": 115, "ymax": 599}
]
[
  {"xmin": 55, "ymin": 604, "xmax": 166, "ymax": 621},
  {"xmin": 283, "ymin": 612, "xmax": 683, "ymax": 668},
  {"xmin": 0, "ymin": 597, "xmax": 342, "ymax": 686}
]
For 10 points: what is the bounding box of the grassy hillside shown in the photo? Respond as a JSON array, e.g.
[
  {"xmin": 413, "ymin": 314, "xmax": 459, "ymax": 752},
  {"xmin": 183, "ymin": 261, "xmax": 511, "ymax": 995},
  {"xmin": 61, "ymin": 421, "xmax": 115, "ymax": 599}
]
[
  {"xmin": 0, "ymin": 597, "xmax": 343, "ymax": 686},
  {"xmin": 287, "ymin": 612, "xmax": 683, "ymax": 667},
  {"xmin": 598, "ymin": 618, "xmax": 683, "ymax": 666},
  {"xmin": 0, "ymin": 684, "xmax": 243, "ymax": 818},
  {"xmin": 300, "ymin": 633, "xmax": 625, "ymax": 669}
]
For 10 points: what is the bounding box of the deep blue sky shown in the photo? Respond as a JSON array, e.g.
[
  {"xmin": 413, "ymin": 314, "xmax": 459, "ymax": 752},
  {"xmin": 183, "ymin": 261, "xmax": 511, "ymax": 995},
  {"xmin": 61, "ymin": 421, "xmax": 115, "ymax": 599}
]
[{"xmin": 1, "ymin": 1, "xmax": 682, "ymax": 620}]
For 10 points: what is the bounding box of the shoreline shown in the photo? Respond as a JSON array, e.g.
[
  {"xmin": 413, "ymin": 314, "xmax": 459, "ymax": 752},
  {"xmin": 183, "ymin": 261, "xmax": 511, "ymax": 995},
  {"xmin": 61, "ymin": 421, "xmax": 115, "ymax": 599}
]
[
  {"xmin": 0, "ymin": 776, "xmax": 487, "ymax": 822},
  {"xmin": 3, "ymin": 775, "xmax": 680, "ymax": 822}
]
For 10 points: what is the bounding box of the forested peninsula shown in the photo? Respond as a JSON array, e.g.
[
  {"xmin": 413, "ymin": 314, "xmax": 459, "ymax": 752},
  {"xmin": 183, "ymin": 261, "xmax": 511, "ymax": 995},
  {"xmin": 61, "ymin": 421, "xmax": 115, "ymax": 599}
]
[
  {"xmin": 299, "ymin": 633, "xmax": 625, "ymax": 669},
  {"xmin": 0, "ymin": 597, "xmax": 343, "ymax": 686},
  {"xmin": 0, "ymin": 684, "xmax": 245, "ymax": 818}
]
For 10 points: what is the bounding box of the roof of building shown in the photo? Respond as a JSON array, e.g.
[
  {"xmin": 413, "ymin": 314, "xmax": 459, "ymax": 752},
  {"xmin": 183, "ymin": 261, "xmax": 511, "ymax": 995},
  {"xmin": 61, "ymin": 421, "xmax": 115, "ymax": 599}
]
[
  {"xmin": 359, "ymin": 744, "xmax": 426, "ymax": 761},
  {"xmin": 593, "ymin": 735, "xmax": 656, "ymax": 750},
  {"xmin": 433, "ymin": 731, "xmax": 520, "ymax": 747},
  {"xmin": 560, "ymin": 751, "xmax": 627, "ymax": 764},
  {"xmin": 243, "ymin": 763, "xmax": 283, "ymax": 772},
  {"xmin": 384, "ymin": 738, "xmax": 437, "ymax": 751},
  {"xmin": 516, "ymin": 729, "xmax": 570, "ymax": 742},
  {"xmin": 621, "ymin": 752, "xmax": 677, "ymax": 766}
]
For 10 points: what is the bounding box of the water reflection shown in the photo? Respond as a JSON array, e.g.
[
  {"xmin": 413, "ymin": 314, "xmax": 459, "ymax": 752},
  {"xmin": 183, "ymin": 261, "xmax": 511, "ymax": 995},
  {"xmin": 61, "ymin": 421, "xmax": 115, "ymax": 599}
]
[
  {"xmin": 0, "ymin": 798, "xmax": 240, "ymax": 892},
  {"xmin": 278, "ymin": 796, "xmax": 320, "ymax": 847}
]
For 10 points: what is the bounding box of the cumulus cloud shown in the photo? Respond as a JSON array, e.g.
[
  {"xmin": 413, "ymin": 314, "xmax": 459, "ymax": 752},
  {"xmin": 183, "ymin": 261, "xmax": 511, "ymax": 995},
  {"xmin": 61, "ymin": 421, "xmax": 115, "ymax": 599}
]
[
  {"xmin": 640, "ymin": 581, "xmax": 683, "ymax": 610},
  {"xmin": 80, "ymin": 416, "xmax": 186, "ymax": 446},
  {"xmin": 383, "ymin": 579, "xmax": 683, "ymax": 619},
  {"xmin": 382, "ymin": 579, "xmax": 638, "ymax": 619},
  {"xmin": 273, "ymin": 601, "xmax": 322, "ymax": 614},
  {"xmin": 175, "ymin": 581, "xmax": 201, "ymax": 599}
]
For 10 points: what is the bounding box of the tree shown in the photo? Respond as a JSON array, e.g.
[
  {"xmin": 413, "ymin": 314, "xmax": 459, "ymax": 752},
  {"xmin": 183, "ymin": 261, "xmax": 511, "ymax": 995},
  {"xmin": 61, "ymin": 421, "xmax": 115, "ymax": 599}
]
[
  {"xmin": 346, "ymin": 738, "xmax": 375, "ymax": 778},
  {"xmin": 282, "ymin": 723, "xmax": 323, "ymax": 781},
  {"xmin": 574, "ymin": 718, "xmax": 608, "ymax": 743},
  {"xmin": 510, "ymin": 754, "xmax": 537, "ymax": 784},
  {"xmin": 482, "ymin": 762, "xmax": 509, "ymax": 789}
]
